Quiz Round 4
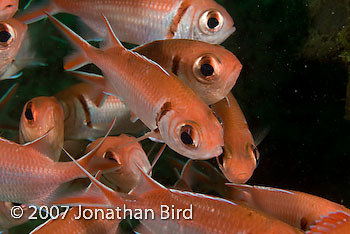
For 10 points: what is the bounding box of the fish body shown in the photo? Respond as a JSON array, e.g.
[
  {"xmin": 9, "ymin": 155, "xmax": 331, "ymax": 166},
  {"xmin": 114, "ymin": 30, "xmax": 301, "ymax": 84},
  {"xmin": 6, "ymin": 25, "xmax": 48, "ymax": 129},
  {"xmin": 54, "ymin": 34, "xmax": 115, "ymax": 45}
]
[
  {"xmin": 55, "ymin": 83, "xmax": 147, "ymax": 140},
  {"xmin": 228, "ymin": 183, "xmax": 350, "ymax": 231},
  {"xmin": 0, "ymin": 18, "xmax": 27, "ymax": 80},
  {"xmin": 85, "ymin": 135, "xmax": 151, "ymax": 193},
  {"xmin": 133, "ymin": 39, "xmax": 242, "ymax": 104},
  {"xmin": 18, "ymin": 0, "xmax": 234, "ymax": 45},
  {"xmin": 212, "ymin": 93, "xmax": 258, "ymax": 183},
  {"xmin": 19, "ymin": 96, "xmax": 65, "ymax": 161},
  {"xmin": 0, "ymin": 0, "xmax": 18, "ymax": 20},
  {"xmin": 47, "ymin": 14, "xmax": 224, "ymax": 160},
  {"xmin": 0, "ymin": 135, "xmax": 116, "ymax": 205}
]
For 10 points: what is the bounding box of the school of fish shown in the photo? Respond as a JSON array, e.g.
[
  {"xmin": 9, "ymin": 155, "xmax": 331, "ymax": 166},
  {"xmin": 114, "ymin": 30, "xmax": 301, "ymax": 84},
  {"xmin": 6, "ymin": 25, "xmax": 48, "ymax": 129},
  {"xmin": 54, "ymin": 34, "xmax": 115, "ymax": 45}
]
[{"xmin": 0, "ymin": 0, "xmax": 349, "ymax": 233}]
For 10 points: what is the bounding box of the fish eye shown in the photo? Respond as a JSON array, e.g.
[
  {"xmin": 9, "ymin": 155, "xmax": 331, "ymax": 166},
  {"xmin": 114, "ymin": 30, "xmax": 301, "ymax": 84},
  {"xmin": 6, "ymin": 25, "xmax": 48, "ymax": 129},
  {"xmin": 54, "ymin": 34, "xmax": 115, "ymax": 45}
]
[
  {"xmin": 0, "ymin": 23, "xmax": 14, "ymax": 47},
  {"xmin": 24, "ymin": 102, "xmax": 34, "ymax": 123},
  {"xmin": 179, "ymin": 124, "xmax": 199, "ymax": 148},
  {"xmin": 199, "ymin": 10, "xmax": 224, "ymax": 34},
  {"xmin": 103, "ymin": 150, "xmax": 122, "ymax": 165},
  {"xmin": 193, "ymin": 55, "xmax": 219, "ymax": 83}
]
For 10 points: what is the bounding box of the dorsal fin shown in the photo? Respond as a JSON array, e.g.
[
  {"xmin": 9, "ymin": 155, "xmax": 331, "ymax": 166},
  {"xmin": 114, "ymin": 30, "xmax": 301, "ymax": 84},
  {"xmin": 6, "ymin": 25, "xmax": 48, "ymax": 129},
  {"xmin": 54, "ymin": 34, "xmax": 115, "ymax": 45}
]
[
  {"xmin": 130, "ymin": 164, "xmax": 167, "ymax": 197},
  {"xmin": 101, "ymin": 14, "xmax": 124, "ymax": 49}
]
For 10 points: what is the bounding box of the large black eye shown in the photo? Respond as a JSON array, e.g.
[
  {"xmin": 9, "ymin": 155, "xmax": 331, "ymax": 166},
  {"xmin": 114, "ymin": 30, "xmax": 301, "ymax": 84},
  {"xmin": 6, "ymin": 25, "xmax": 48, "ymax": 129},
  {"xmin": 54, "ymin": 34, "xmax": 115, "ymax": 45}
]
[
  {"xmin": 180, "ymin": 125, "xmax": 196, "ymax": 146},
  {"xmin": 200, "ymin": 63, "xmax": 214, "ymax": 77},
  {"xmin": 199, "ymin": 10, "xmax": 224, "ymax": 34},
  {"xmin": 0, "ymin": 30, "xmax": 11, "ymax": 43},
  {"xmin": 207, "ymin": 17, "xmax": 219, "ymax": 29},
  {"xmin": 24, "ymin": 102, "xmax": 34, "ymax": 121}
]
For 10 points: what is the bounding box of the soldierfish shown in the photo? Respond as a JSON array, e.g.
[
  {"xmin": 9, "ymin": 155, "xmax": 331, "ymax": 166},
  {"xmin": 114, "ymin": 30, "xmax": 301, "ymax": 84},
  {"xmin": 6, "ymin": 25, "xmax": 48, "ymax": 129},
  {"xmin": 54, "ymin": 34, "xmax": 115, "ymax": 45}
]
[
  {"xmin": 54, "ymin": 155, "xmax": 303, "ymax": 234},
  {"xmin": 47, "ymin": 14, "xmax": 224, "ymax": 160},
  {"xmin": 55, "ymin": 82, "xmax": 147, "ymax": 140},
  {"xmin": 212, "ymin": 93, "xmax": 259, "ymax": 183},
  {"xmin": 68, "ymin": 39, "xmax": 242, "ymax": 105},
  {"xmin": 0, "ymin": 18, "xmax": 27, "ymax": 80},
  {"xmin": 0, "ymin": 0, "xmax": 18, "ymax": 20},
  {"xmin": 19, "ymin": 96, "xmax": 65, "ymax": 161},
  {"xmin": 18, "ymin": 0, "xmax": 235, "ymax": 45},
  {"xmin": 227, "ymin": 183, "xmax": 350, "ymax": 231},
  {"xmin": 0, "ymin": 128, "xmax": 117, "ymax": 205},
  {"xmin": 85, "ymin": 135, "xmax": 151, "ymax": 193}
]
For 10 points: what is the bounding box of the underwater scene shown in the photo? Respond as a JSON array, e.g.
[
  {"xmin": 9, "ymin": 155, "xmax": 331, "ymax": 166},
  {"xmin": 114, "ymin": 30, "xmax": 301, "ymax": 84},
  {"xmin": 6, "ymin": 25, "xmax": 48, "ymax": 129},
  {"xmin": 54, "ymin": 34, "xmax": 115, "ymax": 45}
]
[{"xmin": 0, "ymin": 0, "xmax": 350, "ymax": 233}]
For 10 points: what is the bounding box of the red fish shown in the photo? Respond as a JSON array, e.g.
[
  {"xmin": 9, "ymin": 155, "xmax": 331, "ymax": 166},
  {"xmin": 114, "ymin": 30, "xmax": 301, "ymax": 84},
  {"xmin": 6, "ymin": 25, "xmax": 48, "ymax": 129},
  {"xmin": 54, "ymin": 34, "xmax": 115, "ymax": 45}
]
[
  {"xmin": 46, "ymin": 13, "xmax": 224, "ymax": 160},
  {"xmin": 19, "ymin": 96, "xmax": 65, "ymax": 161},
  {"xmin": 212, "ymin": 93, "xmax": 259, "ymax": 183},
  {"xmin": 18, "ymin": 0, "xmax": 235, "ymax": 45}
]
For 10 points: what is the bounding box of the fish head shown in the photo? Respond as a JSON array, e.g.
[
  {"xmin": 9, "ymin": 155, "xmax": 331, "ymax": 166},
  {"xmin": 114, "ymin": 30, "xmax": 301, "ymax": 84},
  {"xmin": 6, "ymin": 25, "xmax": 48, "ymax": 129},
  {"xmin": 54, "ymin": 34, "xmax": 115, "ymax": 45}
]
[
  {"xmin": 19, "ymin": 96, "xmax": 64, "ymax": 161},
  {"xmin": 180, "ymin": 44, "xmax": 242, "ymax": 104},
  {"xmin": 0, "ymin": 18, "xmax": 27, "ymax": 74},
  {"xmin": 0, "ymin": 0, "xmax": 18, "ymax": 20},
  {"xmin": 86, "ymin": 135, "xmax": 151, "ymax": 193},
  {"xmin": 179, "ymin": 0, "xmax": 235, "ymax": 44},
  {"xmin": 218, "ymin": 135, "xmax": 259, "ymax": 183},
  {"xmin": 158, "ymin": 106, "xmax": 224, "ymax": 159}
]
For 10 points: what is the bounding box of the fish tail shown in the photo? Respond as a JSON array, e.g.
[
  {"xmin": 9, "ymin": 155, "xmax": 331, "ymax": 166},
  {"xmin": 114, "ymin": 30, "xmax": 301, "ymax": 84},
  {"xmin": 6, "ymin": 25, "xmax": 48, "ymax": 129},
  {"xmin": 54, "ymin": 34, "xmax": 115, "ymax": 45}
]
[
  {"xmin": 17, "ymin": 1, "xmax": 58, "ymax": 24},
  {"xmin": 306, "ymin": 211, "xmax": 350, "ymax": 233},
  {"xmin": 45, "ymin": 13, "xmax": 96, "ymax": 64}
]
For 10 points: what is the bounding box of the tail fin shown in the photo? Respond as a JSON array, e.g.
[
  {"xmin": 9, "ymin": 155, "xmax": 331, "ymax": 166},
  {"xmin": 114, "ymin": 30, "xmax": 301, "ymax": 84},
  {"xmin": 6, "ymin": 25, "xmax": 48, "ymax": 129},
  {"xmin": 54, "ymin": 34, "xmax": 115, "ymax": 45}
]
[
  {"xmin": 17, "ymin": 1, "xmax": 58, "ymax": 24},
  {"xmin": 306, "ymin": 211, "xmax": 350, "ymax": 234}
]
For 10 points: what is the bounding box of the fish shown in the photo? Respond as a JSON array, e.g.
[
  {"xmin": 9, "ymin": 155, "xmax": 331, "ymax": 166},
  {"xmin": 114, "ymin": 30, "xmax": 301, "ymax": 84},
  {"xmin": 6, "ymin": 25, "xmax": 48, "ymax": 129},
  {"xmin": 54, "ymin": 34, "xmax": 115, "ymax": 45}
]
[
  {"xmin": 0, "ymin": 18, "xmax": 28, "ymax": 80},
  {"xmin": 0, "ymin": 124, "xmax": 118, "ymax": 205},
  {"xmin": 54, "ymin": 154, "xmax": 303, "ymax": 234},
  {"xmin": 47, "ymin": 13, "xmax": 224, "ymax": 160},
  {"xmin": 212, "ymin": 93, "xmax": 259, "ymax": 184},
  {"xmin": 85, "ymin": 134, "xmax": 151, "ymax": 193},
  {"xmin": 18, "ymin": 0, "xmax": 235, "ymax": 45},
  {"xmin": 19, "ymin": 96, "xmax": 65, "ymax": 161},
  {"xmin": 0, "ymin": 202, "xmax": 30, "ymax": 232},
  {"xmin": 306, "ymin": 211, "xmax": 350, "ymax": 234},
  {"xmin": 55, "ymin": 82, "xmax": 147, "ymax": 140},
  {"xmin": 227, "ymin": 183, "xmax": 350, "ymax": 231},
  {"xmin": 68, "ymin": 39, "xmax": 242, "ymax": 105},
  {"xmin": 0, "ymin": 0, "xmax": 18, "ymax": 20}
]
